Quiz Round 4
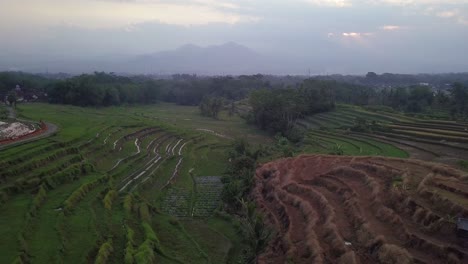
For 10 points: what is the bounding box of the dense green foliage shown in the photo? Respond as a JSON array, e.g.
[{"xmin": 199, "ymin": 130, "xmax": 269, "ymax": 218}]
[
  {"xmin": 48, "ymin": 73, "xmax": 160, "ymax": 106},
  {"xmin": 449, "ymin": 82, "xmax": 468, "ymax": 118},
  {"xmin": 248, "ymin": 80, "xmax": 335, "ymax": 140},
  {"xmin": 221, "ymin": 139, "xmax": 271, "ymax": 263},
  {"xmin": 222, "ymin": 139, "xmax": 258, "ymax": 210},
  {"xmin": 163, "ymin": 74, "xmax": 269, "ymax": 105},
  {"xmin": 334, "ymin": 82, "xmax": 468, "ymax": 118},
  {"xmin": 44, "ymin": 72, "xmax": 271, "ymax": 107},
  {"xmin": 3, "ymin": 71, "xmax": 468, "ymax": 122},
  {"xmin": 381, "ymin": 86, "xmax": 434, "ymax": 112},
  {"xmin": 0, "ymin": 72, "xmax": 53, "ymax": 95}
]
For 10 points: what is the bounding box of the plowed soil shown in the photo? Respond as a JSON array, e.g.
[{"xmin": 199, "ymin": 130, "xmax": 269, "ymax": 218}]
[{"xmin": 254, "ymin": 155, "xmax": 468, "ymax": 264}]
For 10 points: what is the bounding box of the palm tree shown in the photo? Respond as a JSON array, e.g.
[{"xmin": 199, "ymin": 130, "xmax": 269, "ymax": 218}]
[{"xmin": 239, "ymin": 199, "xmax": 271, "ymax": 263}]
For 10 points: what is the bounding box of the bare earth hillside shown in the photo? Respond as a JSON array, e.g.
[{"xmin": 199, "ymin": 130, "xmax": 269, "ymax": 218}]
[{"xmin": 254, "ymin": 155, "xmax": 468, "ymax": 264}]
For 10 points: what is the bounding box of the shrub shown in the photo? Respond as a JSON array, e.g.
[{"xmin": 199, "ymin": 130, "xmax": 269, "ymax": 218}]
[
  {"xmin": 64, "ymin": 180, "xmax": 99, "ymax": 212},
  {"xmin": 139, "ymin": 203, "xmax": 151, "ymax": 222},
  {"xmin": 142, "ymin": 222, "xmax": 161, "ymax": 250},
  {"xmin": 123, "ymin": 194, "xmax": 133, "ymax": 214},
  {"xmin": 134, "ymin": 240, "xmax": 155, "ymax": 264},
  {"xmin": 123, "ymin": 226, "xmax": 136, "ymax": 264},
  {"xmin": 103, "ymin": 190, "xmax": 117, "ymax": 211},
  {"xmin": 94, "ymin": 240, "xmax": 113, "ymax": 264}
]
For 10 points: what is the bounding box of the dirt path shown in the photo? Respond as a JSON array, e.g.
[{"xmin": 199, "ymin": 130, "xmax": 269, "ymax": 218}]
[{"xmin": 6, "ymin": 106, "xmax": 16, "ymax": 119}]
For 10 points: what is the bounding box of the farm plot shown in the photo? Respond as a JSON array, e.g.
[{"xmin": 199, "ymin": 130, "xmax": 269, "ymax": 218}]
[
  {"xmin": 161, "ymin": 176, "xmax": 223, "ymax": 218},
  {"xmin": 254, "ymin": 155, "xmax": 468, "ymax": 264},
  {"xmin": 193, "ymin": 176, "xmax": 223, "ymax": 217},
  {"xmin": 161, "ymin": 187, "xmax": 192, "ymax": 217}
]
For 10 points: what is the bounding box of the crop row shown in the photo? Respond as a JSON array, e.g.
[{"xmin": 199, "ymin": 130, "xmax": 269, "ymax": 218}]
[{"xmin": 387, "ymin": 124, "xmax": 468, "ymax": 138}]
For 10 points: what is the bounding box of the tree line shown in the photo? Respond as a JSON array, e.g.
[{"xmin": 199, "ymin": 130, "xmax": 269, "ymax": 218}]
[
  {"xmin": 336, "ymin": 82, "xmax": 468, "ymax": 118},
  {"xmin": 3, "ymin": 71, "xmax": 468, "ymax": 120},
  {"xmin": 48, "ymin": 72, "xmax": 160, "ymax": 106},
  {"xmin": 45, "ymin": 72, "xmax": 271, "ymax": 107},
  {"xmin": 0, "ymin": 72, "xmax": 52, "ymax": 96}
]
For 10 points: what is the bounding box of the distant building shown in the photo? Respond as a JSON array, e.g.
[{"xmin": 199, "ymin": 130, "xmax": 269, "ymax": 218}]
[{"xmin": 457, "ymin": 218, "xmax": 468, "ymax": 238}]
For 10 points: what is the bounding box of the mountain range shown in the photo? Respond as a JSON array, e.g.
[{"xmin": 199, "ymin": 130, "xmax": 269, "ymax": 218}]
[
  {"xmin": 122, "ymin": 42, "xmax": 276, "ymax": 75},
  {"xmin": 2, "ymin": 42, "xmax": 304, "ymax": 75}
]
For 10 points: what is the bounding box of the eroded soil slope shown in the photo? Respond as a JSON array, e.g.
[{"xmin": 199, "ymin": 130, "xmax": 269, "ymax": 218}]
[{"xmin": 254, "ymin": 155, "xmax": 468, "ymax": 264}]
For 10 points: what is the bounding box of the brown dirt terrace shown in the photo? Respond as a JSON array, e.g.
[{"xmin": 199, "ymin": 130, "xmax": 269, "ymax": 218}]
[{"xmin": 254, "ymin": 155, "xmax": 468, "ymax": 264}]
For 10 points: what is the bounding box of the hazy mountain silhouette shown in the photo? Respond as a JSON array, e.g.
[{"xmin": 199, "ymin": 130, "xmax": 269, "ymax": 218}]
[
  {"xmin": 0, "ymin": 42, "xmax": 306, "ymax": 75},
  {"xmin": 122, "ymin": 42, "xmax": 276, "ymax": 75}
]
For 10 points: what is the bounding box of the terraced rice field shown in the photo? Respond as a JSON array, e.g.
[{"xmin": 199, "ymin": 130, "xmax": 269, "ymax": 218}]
[
  {"xmin": 303, "ymin": 131, "xmax": 408, "ymax": 157},
  {"xmin": 299, "ymin": 104, "xmax": 468, "ymax": 168},
  {"xmin": 298, "ymin": 105, "xmax": 414, "ymax": 130},
  {"xmin": 0, "ymin": 103, "xmax": 257, "ymax": 263},
  {"xmin": 254, "ymin": 155, "xmax": 468, "ymax": 264}
]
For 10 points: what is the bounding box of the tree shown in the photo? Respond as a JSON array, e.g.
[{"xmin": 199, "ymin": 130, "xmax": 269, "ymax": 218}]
[
  {"xmin": 7, "ymin": 91, "xmax": 17, "ymax": 108},
  {"xmin": 432, "ymin": 90, "xmax": 450, "ymax": 109},
  {"xmin": 239, "ymin": 199, "xmax": 271, "ymax": 264},
  {"xmin": 366, "ymin": 72, "xmax": 378, "ymax": 79},
  {"xmin": 199, "ymin": 96, "xmax": 223, "ymax": 119},
  {"xmin": 450, "ymin": 82, "xmax": 468, "ymax": 118},
  {"xmin": 103, "ymin": 87, "xmax": 120, "ymax": 106},
  {"xmin": 228, "ymin": 102, "xmax": 235, "ymax": 117},
  {"xmin": 389, "ymin": 87, "xmax": 409, "ymax": 110},
  {"xmin": 249, "ymin": 82, "xmax": 334, "ymax": 141},
  {"xmin": 406, "ymin": 85, "xmax": 433, "ymax": 112}
]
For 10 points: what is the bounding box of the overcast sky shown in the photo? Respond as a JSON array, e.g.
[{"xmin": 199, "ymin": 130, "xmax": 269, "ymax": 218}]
[{"xmin": 1, "ymin": 0, "xmax": 468, "ymax": 74}]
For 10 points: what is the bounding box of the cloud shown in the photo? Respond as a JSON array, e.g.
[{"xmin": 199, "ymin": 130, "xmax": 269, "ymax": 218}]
[
  {"xmin": 342, "ymin": 32, "xmax": 372, "ymax": 37},
  {"xmin": 0, "ymin": 0, "xmax": 259, "ymax": 30},
  {"xmin": 375, "ymin": 0, "xmax": 468, "ymax": 5},
  {"xmin": 192, "ymin": 0, "xmax": 239, "ymax": 9},
  {"xmin": 459, "ymin": 17, "xmax": 468, "ymax": 24},
  {"xmin": 431, "ymin": 8, "xmax": 468, "ymax": 26},
  {"xmin": 370, "ymin": 1, "xmax": 468, "ymax": 26},
  {"xmin": 97, "ymin": 0, "xmax": 239, "ymax": 9},
  {"xmin": 381, "ymin": 25, "xmax": 402, "ymax": 30},
  {"xmin": 437, "ymin": 11, "xmax": 458, "ymax": 18},
  {"xmin": 303, "ymin": 0, "xmax": 352, "ymax": 7}
]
